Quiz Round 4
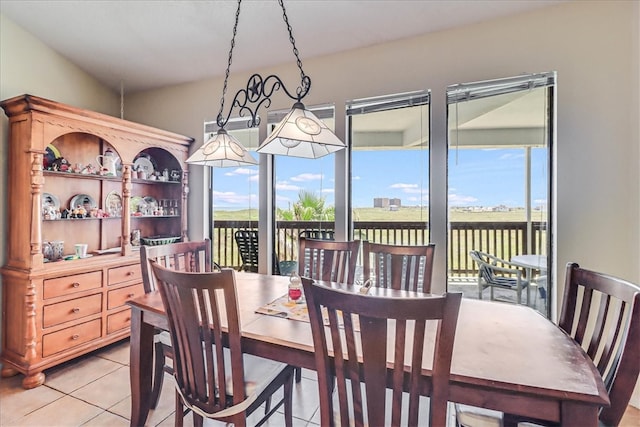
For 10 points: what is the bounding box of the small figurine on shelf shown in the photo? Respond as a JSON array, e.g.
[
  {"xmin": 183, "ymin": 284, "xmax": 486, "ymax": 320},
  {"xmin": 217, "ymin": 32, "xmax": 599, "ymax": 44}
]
[
  {"xmin": 72, "ymin": 204, "xmax": 87, "ymax": 218},
  {"xmin": 51, "ymin": 157, "xmax": 70, "ymax": 172},
  {"xmin": 80, "ymin": 163, "xmax": 97, "ymax": 175}
]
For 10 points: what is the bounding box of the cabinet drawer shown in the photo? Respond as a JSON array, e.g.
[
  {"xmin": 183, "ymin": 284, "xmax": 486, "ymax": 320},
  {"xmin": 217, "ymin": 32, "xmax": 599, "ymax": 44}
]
[
  {"xmin": 43, "ymin": 294, "xmax": 103, "ymax": 328},
  {"xmin": 107, "ymin": 309, "xmax": 131, "ymax": 334},
  {"xmin": 108, "ymin": 264, "xmax": 142, "ymax": 285},
  {"xmin": 43, "ymin": 271, "xmax": 102, "ymax": 299},
  {"xmin": 42, "ymin": 319, "xmax": 102, "ymax": 357},
  {"xmin": 108, "ymin": 283, "xmax": 144, "ymax": 310}
]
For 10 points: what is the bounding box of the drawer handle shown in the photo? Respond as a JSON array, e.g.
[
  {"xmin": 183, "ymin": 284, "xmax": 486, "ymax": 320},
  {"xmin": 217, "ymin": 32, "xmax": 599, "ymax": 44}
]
[
  {"xmin": 126, "ymin": 271, "xmax": 134, "ymax": 276},
  {"xmin": 127, "ymin": 293, "xmax": 135, "ymax": 298},
  {"xmin": 72, "ymin": 308, "xmax": 80, "ymax": 314},
  {"xmin": 72, "ymin": 282, "xmax": 80, "ymax": 288},
  {"xmin": 72, "ymin": 334, "xmax": 80, "ymax": 340}
]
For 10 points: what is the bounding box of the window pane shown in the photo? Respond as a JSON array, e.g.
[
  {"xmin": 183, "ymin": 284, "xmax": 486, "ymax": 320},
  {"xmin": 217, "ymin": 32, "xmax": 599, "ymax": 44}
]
[
  {"xmin": 349, "ymin": 94, "xmax": 430, "ymax": 245},
  {"xmin": 446, "ymin": 77, "xmax": 553, "ymax": 318},
  {"xmin": 207, "ymin": 122, "xmax": 260, "ymax": 269},
  {"xmin": 271, "ymin": 107, "xmax": 337, "ymax": 264}
]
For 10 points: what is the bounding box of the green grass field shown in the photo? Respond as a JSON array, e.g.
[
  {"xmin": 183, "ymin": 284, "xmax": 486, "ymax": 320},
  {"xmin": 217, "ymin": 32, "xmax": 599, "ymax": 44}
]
[{"xmin": 214, "ymin": 206, "xmax": 547, "ymax": 222}]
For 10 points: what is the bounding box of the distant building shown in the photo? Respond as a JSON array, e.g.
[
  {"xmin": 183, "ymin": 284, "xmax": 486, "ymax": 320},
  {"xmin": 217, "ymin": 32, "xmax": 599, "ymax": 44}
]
[{"xmin": 374, "ymin": 197, "xmax": 401, "ymax": 208}]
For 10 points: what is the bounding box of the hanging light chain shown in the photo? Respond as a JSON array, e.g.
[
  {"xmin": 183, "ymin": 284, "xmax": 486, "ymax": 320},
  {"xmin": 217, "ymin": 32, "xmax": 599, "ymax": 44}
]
[
  {"xmin": 278, "ymin": 0, "xmax": 309, "ymax": 97},
  {"xmin": 218, "ymin": 0, "xmax": 243, "ymax": 128}
]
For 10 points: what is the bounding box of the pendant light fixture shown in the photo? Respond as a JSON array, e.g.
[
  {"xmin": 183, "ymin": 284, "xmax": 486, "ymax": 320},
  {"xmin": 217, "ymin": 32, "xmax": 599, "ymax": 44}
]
[{"xmin": 186, "ymin": 0, "xmax": 345, "ymax": 167}]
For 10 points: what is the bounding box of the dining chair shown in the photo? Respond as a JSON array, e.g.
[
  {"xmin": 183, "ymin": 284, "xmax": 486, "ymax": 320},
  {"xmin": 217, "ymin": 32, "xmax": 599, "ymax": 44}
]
[
  {"xmin": 362, "ymin": 241, "xmax": 436, "ymax": 293},
  {"xmin": 140, "ymin": 239, "xmax": 216, "ymax": 409},
  {"xmin": 455, "ymin": 262, "xmax": 640, "ymax": 427},
  {"xmin": 297, "ymin": 236, "xmax": 361, "ymax": 284},
  {"xmin": 150, "ymin": 262, "xmax": 295, "ymax": 427},
  {"xmin": 469, "ymin": 250, "xmax": 530, "ymax": 304},
  {"xmin": 302, "ymin": 277, "xmax": 462, "ymax": 426}
]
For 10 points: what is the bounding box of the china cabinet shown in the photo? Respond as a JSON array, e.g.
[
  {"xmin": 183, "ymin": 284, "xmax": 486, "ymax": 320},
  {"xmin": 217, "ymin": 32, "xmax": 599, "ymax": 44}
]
[{"xmin": 0, "ymin": 94, "xmax": 193, "ymax": 388}]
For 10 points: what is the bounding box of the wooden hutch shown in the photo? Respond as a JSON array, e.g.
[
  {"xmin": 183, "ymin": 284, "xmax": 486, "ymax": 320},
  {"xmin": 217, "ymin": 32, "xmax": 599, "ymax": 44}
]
[{"xmin": 0, "ymin": 94, "xmax": 193, "ymax": 388}]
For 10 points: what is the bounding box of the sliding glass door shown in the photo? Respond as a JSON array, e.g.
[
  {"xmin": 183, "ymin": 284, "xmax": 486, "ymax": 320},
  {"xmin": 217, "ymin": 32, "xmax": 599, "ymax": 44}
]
[
  {"xmin": 347, "ymin": 91, "xmax": 431, "ymax": 279},
  {"xmin": 446, "ymin": 73, "xmax": 555, "ymax": 317}
]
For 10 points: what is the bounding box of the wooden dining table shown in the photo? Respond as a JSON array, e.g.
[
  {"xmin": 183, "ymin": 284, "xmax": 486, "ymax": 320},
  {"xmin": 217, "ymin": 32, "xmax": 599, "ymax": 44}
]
[{"xmin": 127, "ymin": 272, "xmax": 608, "ymax": 427}]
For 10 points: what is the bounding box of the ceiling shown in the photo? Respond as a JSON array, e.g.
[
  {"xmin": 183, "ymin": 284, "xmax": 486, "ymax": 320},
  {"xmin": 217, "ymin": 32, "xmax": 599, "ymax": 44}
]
[{"xmin": 1, "ymin": 0, "xmax": 564, "ymax": 93}]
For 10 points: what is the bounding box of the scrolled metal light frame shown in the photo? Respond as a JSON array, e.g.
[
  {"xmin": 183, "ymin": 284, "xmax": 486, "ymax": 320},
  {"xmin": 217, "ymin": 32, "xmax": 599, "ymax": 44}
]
[{"xmin": 218, "ymin": 72, "xmax": 312, "ymax": 130}]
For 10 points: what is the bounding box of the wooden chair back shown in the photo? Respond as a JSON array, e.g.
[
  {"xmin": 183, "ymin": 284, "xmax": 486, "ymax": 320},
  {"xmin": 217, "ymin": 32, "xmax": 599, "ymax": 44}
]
[
  {"xmin": 559, "ymin": 262, "xmax": 640, "ymax": 426},
  {"xmin": 362, "ymin": 241, "xmax": 435, "ymax": 293},
  {"xmin": 150, "ymin": 263, "xmax": 247, "ymax": 415},
  {"xmin": 140, "ymin": 239, "xmax": 213, "ymax": 293},
  {"xmin": 298, "ymin": 237, "xmax": 361, "ymax": 284},
  {"xmin": 302, "ymin": 278, "xmax": 462, "ymax": 426}
]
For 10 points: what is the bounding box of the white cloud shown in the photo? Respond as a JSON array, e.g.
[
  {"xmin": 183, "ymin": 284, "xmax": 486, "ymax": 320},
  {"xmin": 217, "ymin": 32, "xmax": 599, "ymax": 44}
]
[
  {"xmin": 290, "ymin": 173, "xmax": 323, "ymax": 182},
  {"xmin": 448, "ymin": 193, "xmax": 479, "ymax": 206},
  {"xmin": 353, "ymin": 175, "xmax": 361, "ymax": 180},
  {"xmin": 224, "ymin": 167, "xmax": 258, "ymax": 176},
  {"xmin": 212, "ymin": 190, "xmax": 256, "ymax": 205},
  {"xmin": 390, "ymin": 183, "xmax": 418, "ymax": 189},
  {"xmin": 498, "ymin": 152, "xmax": 525, "ymax": 160},
  {"xmin": 276, "ymin": 181, "xmax": 301, "ymax": 191},
  {"xmin": 321, "ymin": 188, "xmax": 334, "ymax": 194}
]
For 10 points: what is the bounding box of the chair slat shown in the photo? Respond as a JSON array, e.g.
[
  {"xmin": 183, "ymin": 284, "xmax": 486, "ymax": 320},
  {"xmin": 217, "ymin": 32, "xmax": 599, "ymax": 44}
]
[
  {"xmin": 363, "ymin": 242, "xmax": 435, "ymax": 293},
  {"xmin": 303, "ymin": 278, "xmax": 461, "ymax": 426},
  {"xmin": 150, "ymin": 263, "xmax": 294, "ymax": 425},
  {"xmin": 298, "ymin": 237, "xmax": 361, "ymax": 284}
]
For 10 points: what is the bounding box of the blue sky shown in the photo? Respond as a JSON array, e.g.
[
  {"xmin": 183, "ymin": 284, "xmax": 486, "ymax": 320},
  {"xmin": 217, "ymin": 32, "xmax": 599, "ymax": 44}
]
[{"xmin": 212, "ymin": 147, "xmax": 548, "ymax": 211}]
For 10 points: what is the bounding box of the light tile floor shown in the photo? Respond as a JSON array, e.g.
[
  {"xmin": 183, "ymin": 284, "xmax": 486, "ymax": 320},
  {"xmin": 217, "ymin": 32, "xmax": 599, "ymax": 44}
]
[{"xmin": 1, "ymin": 338, "xmax": 638, "ymax": 426}]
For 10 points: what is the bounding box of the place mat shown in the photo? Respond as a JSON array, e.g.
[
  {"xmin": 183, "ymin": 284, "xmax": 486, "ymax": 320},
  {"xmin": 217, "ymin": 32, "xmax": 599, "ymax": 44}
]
[
  {"xmin": 255, "ymin": 294, "xmax": 310, "ymax": 323},
  {"xmin": 256, "ymin": 293, "xmax": 359, "ymax": 330}
]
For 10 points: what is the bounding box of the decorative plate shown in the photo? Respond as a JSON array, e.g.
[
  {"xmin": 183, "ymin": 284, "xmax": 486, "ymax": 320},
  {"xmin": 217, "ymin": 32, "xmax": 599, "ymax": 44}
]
[
  {"xmin": 42, "ymin": 192, "xmax": 60, "ymax": 209},
  {"xmin": 70, "ymin": 194, "xmax": 97, "ymax": 210},
  {"xmin": 130, "ymin": 195, "xmax": 144, "ymax": 213},
  {"xmin": 133, "ymin": 155, "xmax": 155, "ymax": 176},
  {"xmin": 105, "ymin": 191, "xmax": 123, "ymax": 217}
]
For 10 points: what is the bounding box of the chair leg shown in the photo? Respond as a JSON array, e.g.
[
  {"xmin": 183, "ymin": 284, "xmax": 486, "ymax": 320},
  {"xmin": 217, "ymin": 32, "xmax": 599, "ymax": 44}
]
[
  {"xmin": 150, "ymin": 341, "xmax": 165, "ymax": 409},
  {"xmin": 175, "ymin": 391, "xmax": 184, "ymax": 427},
  {"xmin": 295, "ymin": 366, "xmax": 302, "ymax": 382},
  {"xmin": 284, "ymin": 369, "xmax": 294, "ymax": 427}
]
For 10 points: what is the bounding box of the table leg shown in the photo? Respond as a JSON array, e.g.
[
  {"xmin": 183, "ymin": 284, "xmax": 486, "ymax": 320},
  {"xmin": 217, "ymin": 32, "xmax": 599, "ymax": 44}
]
[
  {"xmin": 561, "ymin": 402, "xmax": 598, "ymax": 427},
  {"xmin": 129, "ymin": 307, "xmax": 154, "ymax": 427}
]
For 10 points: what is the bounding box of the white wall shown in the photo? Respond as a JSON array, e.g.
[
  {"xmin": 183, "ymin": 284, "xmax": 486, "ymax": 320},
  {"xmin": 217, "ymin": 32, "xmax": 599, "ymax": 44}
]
[{"xmin": 124, "ymin": 1, "xmax": 639, "ymax": 406}]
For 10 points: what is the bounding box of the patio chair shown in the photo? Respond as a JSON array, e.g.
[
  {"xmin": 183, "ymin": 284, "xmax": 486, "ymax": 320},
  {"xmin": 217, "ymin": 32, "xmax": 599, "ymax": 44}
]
[
  {"xmin": 455, "ymin": 262, "xmax": 640, "ymax": 427},
  {"xmin": 150, "ymin": 262, "xmax": 295, "ymax": 427},
  {"xmin": 302, "ymin": 277, "xmax": 462, "ymax": 426},
  {"xmin": 234, "ymin": 229, "xmax": 280, "ymax": 274},
  {"xmin": 299, "ymin": 229, "xmax": 335, "ymax": 241},
  {"xmin": 469, "ymin": 250, "xmax": 530, "ymax": 304},
  {"xmin": 139, "ymin": 239, "xmax": 217, "ymax": 409},
  {"xmin": 362, "ymin": 241, "xmax": 436, "ymax": 293}
]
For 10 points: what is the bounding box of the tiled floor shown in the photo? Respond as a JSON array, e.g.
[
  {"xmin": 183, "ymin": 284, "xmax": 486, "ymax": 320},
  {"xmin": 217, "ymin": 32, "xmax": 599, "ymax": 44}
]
[
  {"xmin": 1, "ymin": 338, "xmax": 639, "ymax": 426},
  {"xmin": 0, "ymin": 339, "xmax": 322, "ymax": 426}
]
